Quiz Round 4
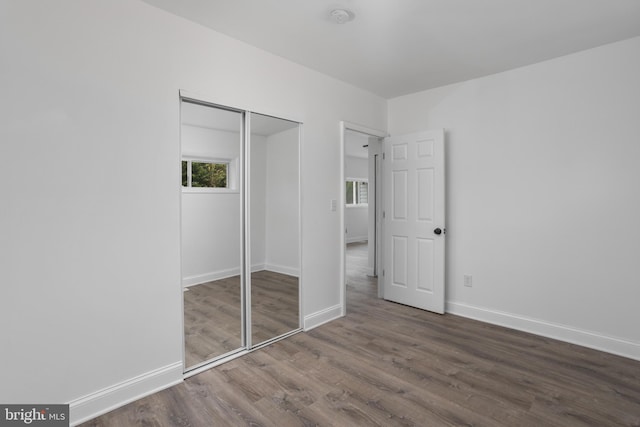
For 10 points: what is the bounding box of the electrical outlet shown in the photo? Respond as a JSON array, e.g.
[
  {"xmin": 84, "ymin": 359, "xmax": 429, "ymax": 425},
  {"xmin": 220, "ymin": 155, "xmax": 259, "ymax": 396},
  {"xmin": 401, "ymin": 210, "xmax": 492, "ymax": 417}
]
[{"xmin": 464, "ymin": 275, "xmax": 473, "ymax": 287}]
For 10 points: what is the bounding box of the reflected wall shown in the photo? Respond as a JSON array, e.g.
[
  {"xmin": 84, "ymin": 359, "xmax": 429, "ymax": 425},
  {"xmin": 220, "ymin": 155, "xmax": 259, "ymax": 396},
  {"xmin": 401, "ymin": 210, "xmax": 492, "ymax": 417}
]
[
  {"xmin": 181, "ymin": 100, "xmax": 244, "ymax": 370},
  {"xmin": 250, "ymin": 114, "xmax": 300, "ymax": 347}
]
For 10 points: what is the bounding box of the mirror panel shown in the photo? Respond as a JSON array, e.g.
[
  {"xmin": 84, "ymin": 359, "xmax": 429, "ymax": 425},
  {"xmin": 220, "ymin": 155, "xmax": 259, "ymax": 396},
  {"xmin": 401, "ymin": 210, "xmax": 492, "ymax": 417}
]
[
  {"xmin": 250, "ymin": 113, "xmax": 300, "ymax": 347},
  {"xmin": 181, "ymin": 100, "xmax": 244, "ymax": 370}
]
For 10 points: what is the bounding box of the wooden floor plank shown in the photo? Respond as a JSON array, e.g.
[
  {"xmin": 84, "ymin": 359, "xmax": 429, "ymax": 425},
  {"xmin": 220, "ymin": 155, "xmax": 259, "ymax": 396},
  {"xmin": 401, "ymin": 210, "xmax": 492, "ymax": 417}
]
[{"xmin": 83, "ymin": 242, "xmax": 640, "ymax": 426}]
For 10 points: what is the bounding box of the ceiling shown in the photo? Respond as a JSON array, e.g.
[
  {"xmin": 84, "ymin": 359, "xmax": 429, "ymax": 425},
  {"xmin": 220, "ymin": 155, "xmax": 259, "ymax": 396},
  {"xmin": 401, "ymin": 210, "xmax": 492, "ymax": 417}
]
[{"xmin": 143, "ymin": 0, "xmax": 640, "ymax": 99}]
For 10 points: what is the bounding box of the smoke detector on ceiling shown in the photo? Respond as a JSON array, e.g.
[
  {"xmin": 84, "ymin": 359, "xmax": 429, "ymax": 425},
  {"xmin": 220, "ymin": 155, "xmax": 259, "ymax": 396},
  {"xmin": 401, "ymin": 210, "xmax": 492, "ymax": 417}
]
[{"xmin": 330, "ymin": 8, "xmax": 355, "ymax": 24}]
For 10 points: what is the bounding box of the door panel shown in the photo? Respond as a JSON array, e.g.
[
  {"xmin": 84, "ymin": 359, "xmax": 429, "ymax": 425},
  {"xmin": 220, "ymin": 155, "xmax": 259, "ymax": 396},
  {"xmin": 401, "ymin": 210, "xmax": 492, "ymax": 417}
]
[
  {"xmin": 392, "ymin": 236, "xmax": 408, "ymax": 287},
  {"xmin": 249, "ymin": 112, "xmax": 301, "ymax": 348},
  {"xmin": 417, "ymin": 237, "xmax": 434, "ymax": 292},
  {"xmin": 392, "ymin": 170, "xmax": 408, "ymax": 220},
  {"xmin": 383, "ymin": 130, "xmax": 445, "ymax": 314},
  {"xmin": 417, "ymin": 168, "xmax": 434, "ymax": 220},
  {"xmin": 180, "ymin": 100, "xmax": 245, "ymax": 370}
]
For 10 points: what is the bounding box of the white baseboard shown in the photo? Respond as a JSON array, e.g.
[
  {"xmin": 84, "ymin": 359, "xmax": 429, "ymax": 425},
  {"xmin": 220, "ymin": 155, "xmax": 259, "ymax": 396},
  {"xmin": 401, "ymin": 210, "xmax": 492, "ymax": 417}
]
[
  {"xmin": 252, "ymin": 263, "xmax": 266, "ymax": 273},
  {"xmin": 304, "ymin": 304, "xmax": 343, "ymax": 331},
  {"xmin": 182, "ymin": 268, "xmax": 239, "ymax": 287},
  {"xmin": 264, "ymin": 263, "xmax": 299, "ymax": 278},
  {"xmin": 446, "ymin": 301, "xmax": 640, "ymax": 362},
  {"xmin": 184, "ymin": 264, "xmax": 298, "ymax": 288},
  {"xmin": 346, "ymin": 237, "xmax": 368, "ymax": 244},
  {"xmin": 69, "ymin": 362, "xmax": 183, "ymax": 426}
]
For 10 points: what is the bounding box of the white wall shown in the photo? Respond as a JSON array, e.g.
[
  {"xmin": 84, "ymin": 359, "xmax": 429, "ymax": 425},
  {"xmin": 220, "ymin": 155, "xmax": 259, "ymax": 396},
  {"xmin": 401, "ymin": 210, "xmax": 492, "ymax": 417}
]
[
  {"xmin": 388, "ymin": 36, "xmax": 640, "ymax": 360},
  {"xmin": 181, "ymin": 126, "xmax": 240, "ymax": 162},
  {"xmin": 345, "ymin": 155, "xmax": 369, "ymax": 179},
  {"xmin": 345, "ymin": 155, "xmax": 369, "ymax": 243},
  {"xmin": 0, "ymin": 1, "xmax": 386, "ymax": 423},
  {"xmin": 264, "ymin": 128, "xmax": 300, "ymax": 275},
  {"xmin": 182, "ymin": 192, "xmax": 241, "ymax": 283}
]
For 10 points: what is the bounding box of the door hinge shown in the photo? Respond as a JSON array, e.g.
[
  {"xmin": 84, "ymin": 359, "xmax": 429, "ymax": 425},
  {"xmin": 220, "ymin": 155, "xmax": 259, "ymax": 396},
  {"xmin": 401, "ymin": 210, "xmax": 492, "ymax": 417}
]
[
  {"xmin": 382, "ymin": 152, "xmax": 386, "ymax": 160},
  {"xmin": 382, "ymin": 269, "xmax": 385, "ymax": 276},
  {"xmin": 382, "ymin": 211, "xmax": 386, "ymax": 219}
]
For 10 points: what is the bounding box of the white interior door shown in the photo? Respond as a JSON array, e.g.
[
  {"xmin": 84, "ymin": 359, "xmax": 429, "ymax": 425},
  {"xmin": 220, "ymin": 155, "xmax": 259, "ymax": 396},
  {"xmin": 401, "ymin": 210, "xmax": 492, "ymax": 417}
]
[{"xmin": 383, "ymin": 130, "xmax": 445, "ymax": 313}]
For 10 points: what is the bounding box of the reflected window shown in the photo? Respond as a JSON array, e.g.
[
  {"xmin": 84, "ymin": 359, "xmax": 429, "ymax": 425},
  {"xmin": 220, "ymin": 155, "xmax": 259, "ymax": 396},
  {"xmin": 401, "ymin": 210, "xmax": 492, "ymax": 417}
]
[
  {"xmin": 346, "ymin": 180, "xmax": 368, "ymax": 205},
  {"xmin": 182, "ymin": 159, "xmax": 230, "ymax": 189}
]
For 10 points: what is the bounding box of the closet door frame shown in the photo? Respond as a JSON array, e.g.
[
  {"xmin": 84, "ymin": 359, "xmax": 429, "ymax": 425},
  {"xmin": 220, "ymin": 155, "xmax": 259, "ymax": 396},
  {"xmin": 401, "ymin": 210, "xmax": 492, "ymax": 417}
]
[{"xmin": 179, "ymin": 90, "xmax": 303, "ymax": 377}]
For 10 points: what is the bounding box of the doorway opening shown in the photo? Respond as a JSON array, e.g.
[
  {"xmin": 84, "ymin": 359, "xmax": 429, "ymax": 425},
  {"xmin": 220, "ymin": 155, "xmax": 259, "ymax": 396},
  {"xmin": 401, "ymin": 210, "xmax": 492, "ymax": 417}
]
[{"xmin": 339, "ymin": 122, "xmax": 386, "ymax": 316}]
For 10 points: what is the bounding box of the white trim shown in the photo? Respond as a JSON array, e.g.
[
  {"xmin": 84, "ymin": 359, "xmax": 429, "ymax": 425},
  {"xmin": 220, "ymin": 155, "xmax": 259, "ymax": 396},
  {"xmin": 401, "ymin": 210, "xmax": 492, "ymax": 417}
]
[
  {"xmin": 184, "ymin": 350, "xmax": 250, "ymax": 379},
  {"xmin": 340, "ymin": 121, "xmax": 387, "ymax": 318},
  {"xmin": 264, "ymin": 263, "xmax": 300, "ymax": 278},
  {"xmin": 69, "ymin": 362, "xmax": 183, "ymax": 426},
  {"xmin": 181, "ymin": 187, "xmax": 239, "ymax": 194},
  {"xmin": 339, "ymin": 122, "xmax": 346, "ymax": 316},
  {"xmin": 346, "ymin": 236, "xmax": 368, "ymax": 244},
  {"xmin": 304, "ymin": 304, "xmax": 343, "ymax": 331},
  {"xmin": 182, "ymin": 155, "xmax": 233, "ymax": 163},
  {"xmin": 183, "ymin": 264, "xmax": 269, "ymax": 288},
  {"xmin": 178, "ymin": 92, "xmax": 187, "ymax": 387},
  {"xmin": 179, "ymin": 89, "xmax": 304, "ymax": 126},
  {"xmin": 297, "ymin": 123, "xmax": 304, "ymax": 332},
  {"xmin": 446, "ymin": 301, "xmax": 640, "ymax": 362},
  {"xmin": 182, "ymin": 268, "xmax": 240, "ymax": 287},
  {"xmin": 243, "ymin": 110, "xmax": 251, "ymax": 348},
  {"xmin": 343, "ymin": 122, "xmax": 389, "ymax": 138},
  {"xmin": 252, "ymin": 263, "xmax": 266, "ymax": 272}
]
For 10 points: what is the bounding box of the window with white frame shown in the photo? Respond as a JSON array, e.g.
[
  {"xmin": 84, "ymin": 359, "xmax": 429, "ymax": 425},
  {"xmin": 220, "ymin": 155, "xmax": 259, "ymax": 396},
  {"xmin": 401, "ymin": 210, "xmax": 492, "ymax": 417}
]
[
  {"xmin": 182, "ymin": 158, "xmax": 235, "ymax": 190},
  {"xmin": 346, "ymin": 179, "xmax": 368, "ymax": 205}
]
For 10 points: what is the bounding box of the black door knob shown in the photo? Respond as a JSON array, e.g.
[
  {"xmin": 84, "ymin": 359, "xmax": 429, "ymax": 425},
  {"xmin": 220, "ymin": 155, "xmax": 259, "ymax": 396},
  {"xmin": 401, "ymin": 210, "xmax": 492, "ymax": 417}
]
[{"xmin": 434, "ymin": 228, "xmax": 442, "ymax": 235}]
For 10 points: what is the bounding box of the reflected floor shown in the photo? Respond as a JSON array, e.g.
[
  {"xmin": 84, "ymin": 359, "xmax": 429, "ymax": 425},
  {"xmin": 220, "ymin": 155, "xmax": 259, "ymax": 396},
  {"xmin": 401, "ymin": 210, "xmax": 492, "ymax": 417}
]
[
  {"xmin": 184, "ymin": 276, "xmax": 242, "ymax": 368},
  {"xmin": 184, "ymin": 271, "xmax": 299, "ymax": 369},
  {"xmin": 251, "ymin": 270, "xmax": 299, "ymax": 346}
]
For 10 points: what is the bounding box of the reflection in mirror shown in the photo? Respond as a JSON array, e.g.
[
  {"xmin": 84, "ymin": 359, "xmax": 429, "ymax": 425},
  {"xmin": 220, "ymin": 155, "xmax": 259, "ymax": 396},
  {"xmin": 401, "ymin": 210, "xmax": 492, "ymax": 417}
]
[
  {"xmin": 250, "ymin": 113, "xmax": 300, "ymax": 347},
  {"xmin": 181, "ymin": 100, "xmax": 244, "ymax": 370}
]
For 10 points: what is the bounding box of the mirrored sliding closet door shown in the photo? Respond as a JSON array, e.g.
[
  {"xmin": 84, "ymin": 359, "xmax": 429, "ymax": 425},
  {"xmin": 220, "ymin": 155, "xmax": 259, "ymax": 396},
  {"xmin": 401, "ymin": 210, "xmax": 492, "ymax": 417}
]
[
  {"xmin": 249, "ymin": 113, "xmax": 300, "ymax": 348},
  {"xmin": 181, "ymin": 100, "xmax": 245, "ymax": 370},
  {"xmin": 180, "ymin": 98, "xmax": 301, "ymax": 372}
]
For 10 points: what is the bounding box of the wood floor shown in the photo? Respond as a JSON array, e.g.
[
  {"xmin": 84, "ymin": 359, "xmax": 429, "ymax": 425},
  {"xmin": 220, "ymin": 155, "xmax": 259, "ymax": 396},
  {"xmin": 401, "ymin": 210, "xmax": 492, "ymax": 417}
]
[
  {"xmin": 84, "ymin": 242, "xmax": 640, "ymax": 426},
  {"xmin": 184, "ymin": 276, "xmax": 243, "ymax": 368},
  {"xmin": 184, "ymin": 271, "xmax": 299, "ymax": 368}
]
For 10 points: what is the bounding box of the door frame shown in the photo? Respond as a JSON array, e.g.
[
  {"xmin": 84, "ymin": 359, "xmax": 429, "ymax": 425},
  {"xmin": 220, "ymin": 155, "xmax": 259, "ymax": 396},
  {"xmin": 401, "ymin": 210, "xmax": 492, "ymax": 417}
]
[
  {"xmin": 339, "ymin": 121, "xmax": 387, "ymax": 316},
  {"xmin": 382, "ymin": 129, "xmax": 446, "ymax": 314}
]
